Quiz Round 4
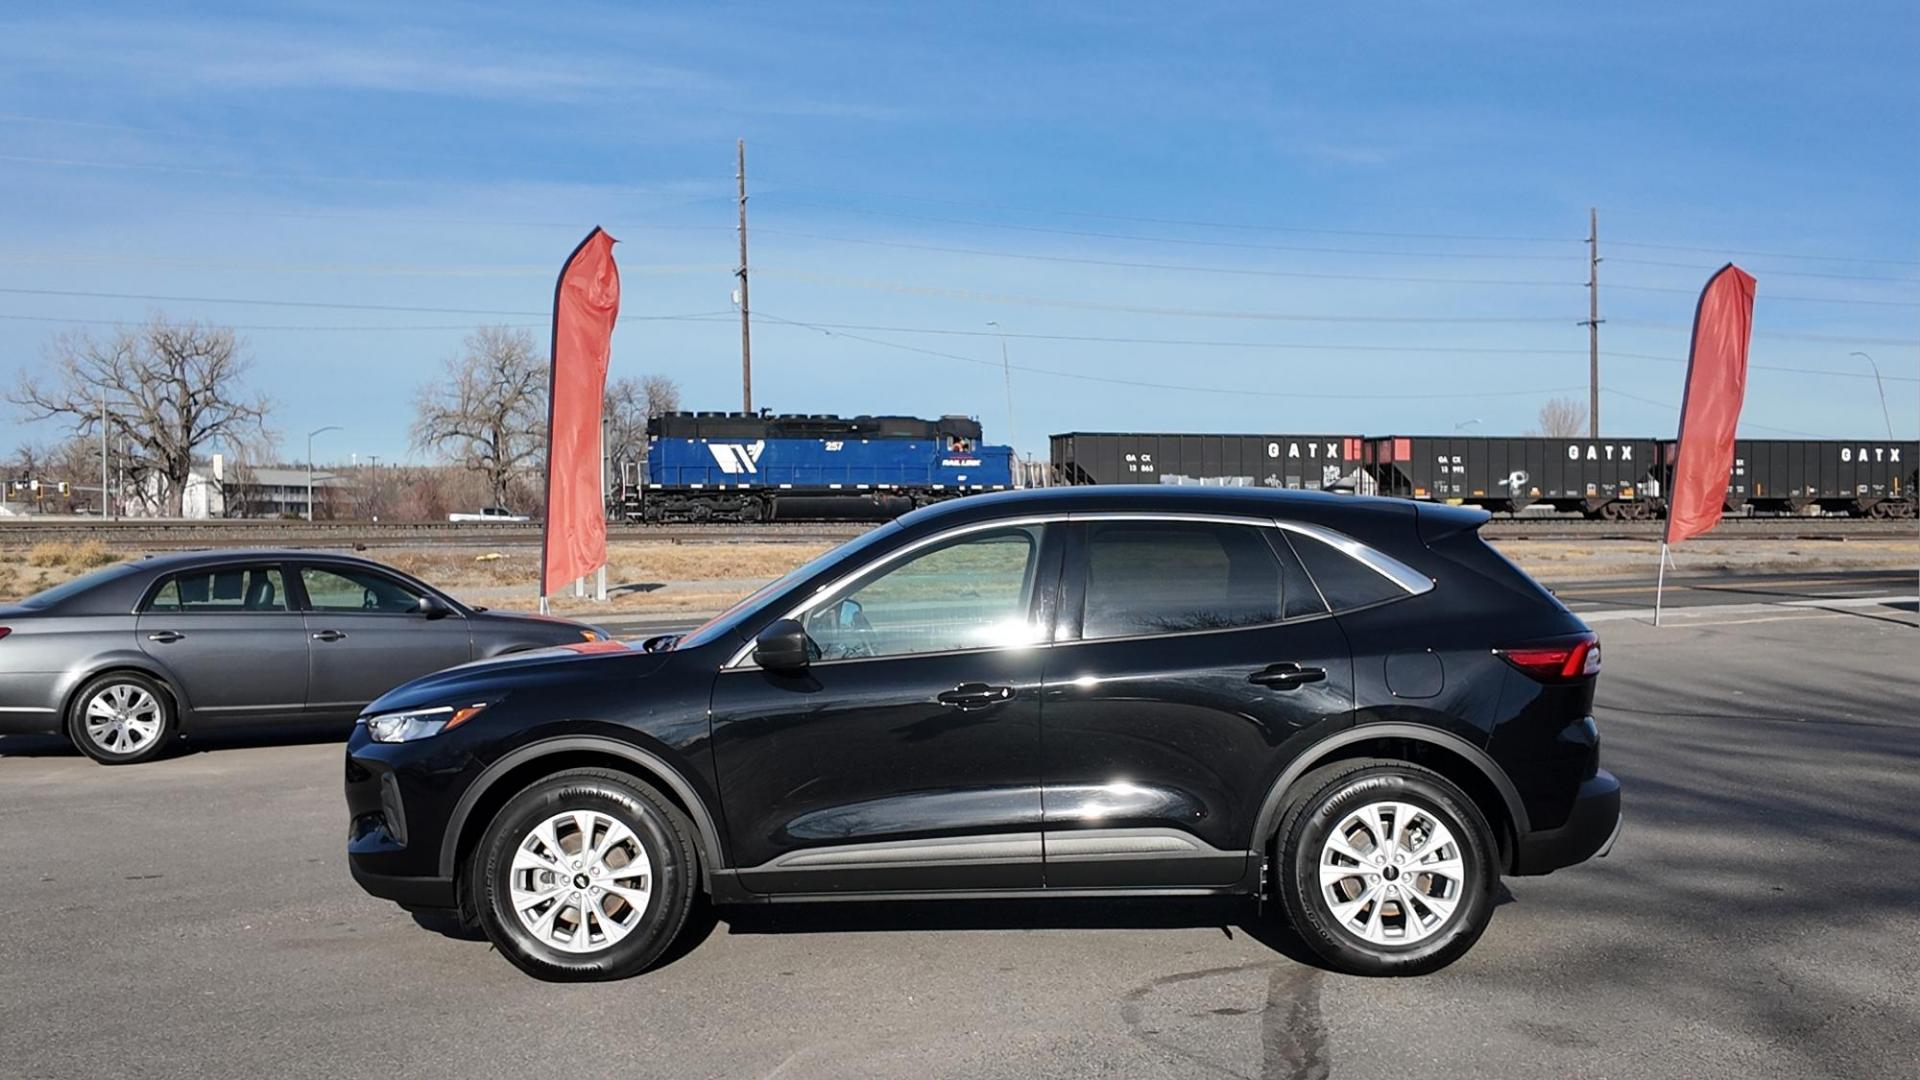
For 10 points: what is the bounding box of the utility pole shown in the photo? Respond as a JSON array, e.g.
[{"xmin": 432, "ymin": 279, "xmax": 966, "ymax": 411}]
[
  {"xmin": 99, "ymin": 398, "xmax": 109, "ymax": 520},
  {"xmin": 736, "ymin": 138, "xmax": 753, "ymax": 414},
  {"xmin": 987, "ymin": 321, "xmax": 1016, "ymax": 453},
  {"xmin": 1583, "ymin": 207, "xmax": 1603, "ymax": 438}
]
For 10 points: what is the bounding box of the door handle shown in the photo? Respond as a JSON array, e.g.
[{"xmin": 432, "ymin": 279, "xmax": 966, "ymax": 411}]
[
  {"xmin": 147, "ymin": 631, "xmax": 184, "ymax": 644},
  {"xmin": 311, "ymin": 629, "xmax": 348, "ymax": 642},
  {"xmin": 1250, "ymin": 662, "xmax": 1326, "ymax": 690},
  {"xmin": 936, "ymin": 683, "xmax": 1015, "ymax": 710}
]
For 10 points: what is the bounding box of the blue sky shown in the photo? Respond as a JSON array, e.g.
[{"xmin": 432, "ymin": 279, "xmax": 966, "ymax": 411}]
[{"xmin": 1, "ymin": 0, "xmax": 1915, "ymax": 464}]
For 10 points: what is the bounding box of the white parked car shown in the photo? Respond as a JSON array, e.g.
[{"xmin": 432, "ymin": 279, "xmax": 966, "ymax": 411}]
[{"xmin": 447, "ymin": 507, "xmax": 531, "ymax": 523}]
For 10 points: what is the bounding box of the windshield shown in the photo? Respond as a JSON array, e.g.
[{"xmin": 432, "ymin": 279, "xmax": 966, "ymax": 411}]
[
  {"xmin": 675, "ymin": 523, "xmax": 902, "ymax": 650},
  {"xmin": 16, "ymin": 561, "xmax": 143, "ymax": 609}
]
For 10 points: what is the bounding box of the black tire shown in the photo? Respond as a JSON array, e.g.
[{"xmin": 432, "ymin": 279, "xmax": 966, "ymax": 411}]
[
  {"xmin": 467, "ymin": 768, "xmax": 699, "ymax": 981},
  {"xmin": 65, "ymin": 670, "xmax": 177, "ymax": 765},
  {"xmin": 1274, "ymin": 759, "xmax": 1498, "ymax": 977}
]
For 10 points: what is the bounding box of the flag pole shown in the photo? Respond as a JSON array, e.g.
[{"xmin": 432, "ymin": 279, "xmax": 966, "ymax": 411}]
[{"xmin": 1654, "ymin": 543, "xmax": 1669, "ymax": 626}]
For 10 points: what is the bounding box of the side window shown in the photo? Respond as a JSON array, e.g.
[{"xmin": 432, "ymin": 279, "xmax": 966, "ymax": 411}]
[
  {"xmin": 301, "ymin": 566, "xmax": 426, "ymax": 614},
  {"xmin": 1283, "ymin": 530, "xmax": 1413, "ymax": 611},
  {"xmin": 1081, "ymin": 521, "xmax": 1286, "ymax": 639},
  {"xmin": 144, "ymin": 567, "xmax": 287, "ymax": 612},
  {"xmin": 802, "ymin": 527, "xmax": 1042, "ymax": 660}
]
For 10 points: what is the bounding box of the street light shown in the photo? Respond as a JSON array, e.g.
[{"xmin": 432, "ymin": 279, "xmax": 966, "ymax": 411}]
[
  {"xmin": 1849, "ymin": 352, "xmax": 1894, "ymax": 439},
  {"xmin": 307, "ymin": 425, "xmax": 342, "ymax": 522}
]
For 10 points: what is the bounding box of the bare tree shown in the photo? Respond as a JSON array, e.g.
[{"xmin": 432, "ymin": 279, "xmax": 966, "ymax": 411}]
[
  {"xmin": 1532, "ymin": 396, "xmax": 1586, "ymax": 438},
  {"xmin": 9, "ymin": 316, "xmax": 272, "ymax": 515},
  {"xmin": 411, "ymin": 326, "xmax": 547, "ymax": 511},
  {"xmin": 604, "ymin": 373, "xmax": 681, "ymax": 469}
]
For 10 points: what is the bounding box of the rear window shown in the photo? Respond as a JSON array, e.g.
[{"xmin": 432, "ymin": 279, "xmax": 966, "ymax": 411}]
[
  {"xmin": 17, "ymin": 561, "xmax": 142, "ymax": 609},
  {"xmin": 145, "ymin": 567, "xmax": 289, "ymax": 612},
  {"xmin": 1082, "ymin": 521, "xmax": 1288, "ymax": 639},
  {"xmin": 1283, "ymin": 531, "xmax": 1412, "ymax": 611}
]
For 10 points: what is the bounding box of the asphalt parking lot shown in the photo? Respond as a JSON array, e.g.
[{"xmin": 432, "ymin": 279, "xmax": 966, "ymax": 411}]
[{"xmin": 3, "ymin": 588, "xmax": 1915, "ymax": 1080}]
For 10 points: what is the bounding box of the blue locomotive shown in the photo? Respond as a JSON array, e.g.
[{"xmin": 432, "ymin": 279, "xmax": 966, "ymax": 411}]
[{"xmin": 640, "ymin": 412, "xmax": 1016, "ymax": 522}]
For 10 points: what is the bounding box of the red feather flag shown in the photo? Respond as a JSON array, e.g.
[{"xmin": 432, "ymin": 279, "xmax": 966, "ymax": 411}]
[
  {"xmin": 1664, "ymin": 264, "xmax": 1757, "ymax": 546},
  {"xmin": 541, "ymin": 227, "xmax": 620, "ymax": 598}
]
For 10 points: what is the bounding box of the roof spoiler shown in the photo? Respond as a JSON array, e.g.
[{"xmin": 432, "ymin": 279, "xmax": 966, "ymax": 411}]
[{"xmin": 1414, "ymin": 501, "xmax": 1493, "ymax": 547}]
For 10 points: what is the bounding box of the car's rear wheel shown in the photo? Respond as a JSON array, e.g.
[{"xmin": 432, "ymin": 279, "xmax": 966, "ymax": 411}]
[
  {"xmin": 468, "ymin": 768, "xmax": 698, "ymax": 981},
  {"xmin": 66, "ymin": 672, "xmax": 176, "ymax": 765},
  {"xmin": 1275, "ymin": 759, "xmax": 1498, "ymax": 976}
]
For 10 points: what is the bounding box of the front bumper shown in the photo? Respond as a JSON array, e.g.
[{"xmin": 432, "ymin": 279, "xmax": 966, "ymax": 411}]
[
  {"xmin": 1511, "ymin": 769, "xmax": 1621, "ymax": 875},
  {"xmin": 344, "ymin": 725, "xmax": 470, "ymax": 911}
]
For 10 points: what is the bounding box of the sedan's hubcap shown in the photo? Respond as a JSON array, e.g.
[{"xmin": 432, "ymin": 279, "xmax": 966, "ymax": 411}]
[
  {"xmin": 1319, "ymin": 800, "xmax": 1466, "ymax": 946},
  {"xmin": 83, "ymin": 684, "xmax": 162, "ymax": 755},
  {"xmin": 508, "ymin": 810, "xmax": 653, "ymax": 954}
]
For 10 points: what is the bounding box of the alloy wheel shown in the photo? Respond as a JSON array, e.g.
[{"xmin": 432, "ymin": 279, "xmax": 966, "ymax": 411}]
[
  {"xmin": 1318, "ymin": 800, "xmax": 1467, "ymax": 946},
  {"xmin": 507, "ymin": 810, "xmax": 654, "ymax": 954},
  {"xmin": 83, "ymin": 684, "xmax": 164, "ymax": 757}
]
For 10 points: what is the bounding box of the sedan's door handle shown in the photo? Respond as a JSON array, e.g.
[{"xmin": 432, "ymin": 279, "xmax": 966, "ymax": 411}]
[
  {"xmin": 1250, "ymin": 662, "xmax": 1326, "ymax": 690},
  {"xmin": 936, "ymin": 683, "xmax": 1015, "ymax": 710},
  {"xmin": 311, "ymin": 629, "xmax": 348, "ymax": 643},
  {"xmin": 146, "ymin": 630, "xmax": 184, "ymax": 644}
]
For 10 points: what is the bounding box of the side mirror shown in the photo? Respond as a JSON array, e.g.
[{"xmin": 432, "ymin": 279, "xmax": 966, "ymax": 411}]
[
  {"xmin": 416, "ymin": 594, "xmax": 453, "ymax": 619},
  {"xmin": 752, "ymin": 618, "xmax": 815, "ymax": 673}
]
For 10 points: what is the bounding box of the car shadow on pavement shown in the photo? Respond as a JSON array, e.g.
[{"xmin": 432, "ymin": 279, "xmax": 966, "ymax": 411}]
[
  {"xmin": 719, "ymin": 896, "xmax": 1329, "ymax": 969},
  {"xmin": 0, "ymin": 724, "xmax": 349, "ymax": 759}
]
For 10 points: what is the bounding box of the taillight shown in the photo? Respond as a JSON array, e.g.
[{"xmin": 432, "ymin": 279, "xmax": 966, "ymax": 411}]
[
  {"xmin": 0, "ymin": 627, "xmax": 10, "ymax": 641},
  {"xmin": 1495, "ymin": 633, "xmax": 1600, "ymax": 682}
]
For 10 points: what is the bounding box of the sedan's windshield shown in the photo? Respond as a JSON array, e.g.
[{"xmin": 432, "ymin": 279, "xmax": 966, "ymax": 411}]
[{"xmin": 675, "ymin": 523, "xmax": 901, "ymax": 650}]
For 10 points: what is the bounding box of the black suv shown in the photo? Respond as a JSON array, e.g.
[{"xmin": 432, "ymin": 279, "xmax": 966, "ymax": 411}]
[{"xmin": 345, "ymin": 486, "xmax": 1619, "ymax": 980}]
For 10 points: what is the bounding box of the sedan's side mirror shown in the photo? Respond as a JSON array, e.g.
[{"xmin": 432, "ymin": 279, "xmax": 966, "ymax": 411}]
[
  {"xmin": 416, "ymin": 594, "xmax": 453, "ymax": 620},
  {"xmin": 752, "ymin": 618, "xmax": 816, "ymax": 673}
]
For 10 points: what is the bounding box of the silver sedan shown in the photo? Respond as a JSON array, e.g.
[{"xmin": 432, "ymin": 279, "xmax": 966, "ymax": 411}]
[{"xmin": 0, "ymin": 550, "xmax": 609, "ymax": 764}]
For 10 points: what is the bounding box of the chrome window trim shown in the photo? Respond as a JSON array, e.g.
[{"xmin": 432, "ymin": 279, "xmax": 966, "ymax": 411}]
[
  {"xmin": 1272, "ymin": 519, "xmax": 1436, "ymax": 599},
  {"xmin": 723, "ymin": 510, "xmax": 1431, "ymax": 669}
]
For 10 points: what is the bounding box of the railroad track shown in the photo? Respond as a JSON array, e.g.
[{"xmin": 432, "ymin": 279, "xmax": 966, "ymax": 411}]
[
  {"xmin": 0, "ymin": 520, "xmax": 867, "ymax": 550},
  {"xmin": 0, "ymin": 515, "xmax": 1908, "ymax": 550}
]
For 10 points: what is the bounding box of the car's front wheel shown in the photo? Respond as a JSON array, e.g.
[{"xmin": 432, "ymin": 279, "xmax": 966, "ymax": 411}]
[
  {"xmin": 1275, "ymin": 759, "xmax": 1498, "ymax": 976},
  {"xmin": 66, "ymin": 671, "xmax": 177, "ymax": 765},
  {"xmin": 468, "ymin": 768, "xmax": 699, "ymax": 981}
]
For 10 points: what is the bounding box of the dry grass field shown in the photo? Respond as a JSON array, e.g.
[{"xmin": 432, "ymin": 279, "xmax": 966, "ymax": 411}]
[{"xmin": 1, "ymin": 534, "xmax": 1912, "ymax": 616}]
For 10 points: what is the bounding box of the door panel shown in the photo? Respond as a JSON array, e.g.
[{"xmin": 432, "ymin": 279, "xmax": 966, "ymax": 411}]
[
  {"xmin": 1040, "ymin": 519, "xmax": 1354, "ymax": 888},
  {"xmin": 296, "ymin": 564, "xmax": 472, "ymax": 716},
  {"xmin": 136, "ymin": 564, "xmax": 309, "ymax": 723},
  {"xmin": 710, "ymin": 522, "xmax": 1061, "ymax": 895}
]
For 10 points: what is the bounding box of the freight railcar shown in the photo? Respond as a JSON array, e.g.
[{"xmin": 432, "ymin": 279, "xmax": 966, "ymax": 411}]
[
  {"xmin": 1050, "ymin": 432, "xmax": 1364, "ymax": 491},
  {"xmin": 639, "ymin": 412, "xmax": 1015, "ymax": 522},
  {"xmin": 1367, "ymin": 436, "xmax": 1662, "ymax": 518},
  {"xmin": 1703, "ymin": 439, "xmax": 1917, "ymax": 517}
]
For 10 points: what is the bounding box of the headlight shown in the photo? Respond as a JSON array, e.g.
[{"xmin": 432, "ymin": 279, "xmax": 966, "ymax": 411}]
[{"xmin": 364, "ymin": 702, "xmax": 491, "ymax": 743}]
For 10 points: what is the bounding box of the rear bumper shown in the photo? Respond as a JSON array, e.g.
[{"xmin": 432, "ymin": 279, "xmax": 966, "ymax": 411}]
[{"xmin": 1512, "ymin": 769, "xmax": 1621, "ymax": 875}]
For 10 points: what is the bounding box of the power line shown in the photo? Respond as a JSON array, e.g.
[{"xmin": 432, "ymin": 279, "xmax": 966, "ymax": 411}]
[
  {"xmin": 1610, "ymin": 238, "xmax": 1920, "ymax": 268},
  {"xmin": 755, "ymin": 310, "xmax": 1585, "ymax": 401},
  {"xmin": 758, "ymin": 320, "xmax": 1587, "ymax": 355},
  {"xmin": 761, "ymin": 182, "xmax": 1578, "ymax": 243},
  {"xmin": 0, "ymin": 291, "xmax": 735, "ymax": 322},
  {"xmin": 1602, "ymin": 349, "xmax": 1920, "ymax": 383},
  {"xmin": 755, "ymin": 231, "xmax": 1578, "ymax": 287},
  {"xmin": 1608, "ymin": 318, "xmax": 1920, "ymax": 347},
  {"xmin": 763, "ymin": 197, "xmax": 1579, "ymax": 260},
  {"xmin": 1600, "ymin": 387, "xmax": 1837, "ymax": 438},
  {"xmin": 0, "ymin": 252, "xmax": 729, "ymax": 278},
  {"xmin": 1607, "ymin": 281, "xmax": 1920, "ymax": 307},
  {"xmin": 755, "ymin": 267, "xmax": 1571, "ymax": 323},
  {"xmin": 1609, "ymin": 256, "xmax": 1918, "ymax": 284}
]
